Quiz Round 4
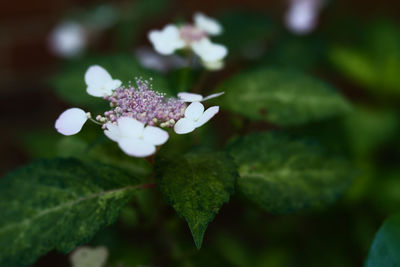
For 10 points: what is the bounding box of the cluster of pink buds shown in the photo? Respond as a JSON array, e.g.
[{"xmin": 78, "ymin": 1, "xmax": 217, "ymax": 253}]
[{"xmin": 99, "ymin": 79, "xmax": 186, "ymax": 128}]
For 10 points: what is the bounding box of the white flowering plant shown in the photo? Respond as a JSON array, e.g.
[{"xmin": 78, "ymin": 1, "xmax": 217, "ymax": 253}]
[{"xmin": 7, "ymin": 3, "xmax": 394, "ymax": 267}]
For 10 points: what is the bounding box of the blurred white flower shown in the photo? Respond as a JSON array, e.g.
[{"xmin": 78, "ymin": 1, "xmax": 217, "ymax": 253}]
[
  {"xmin": 191, "ymin": 38, "xmax": 227, "ymax": 69},
  {"xmin": 135, "ymin": 47, "xmax": 187, "ymax": 73},
  {"xmin": 194, "ymin": 12, "xmax": 223, "ymax": 36},
  {"xmin": 49, "ymin": 21, "xmax": 87, "ymax": 58},
  {"xmin": 85, "ymin": 65, "xmax": 122, "ymax": 97},
  {"xmin": 202, "ymin": 59, "xmax": 225, "ymax": 71},
  {"xmin": 285, "ymin": 0, "xmax": 323, "ymax": 35},
  {"xmin": 178, "ymin": 92, "xmax": 224, "ymax": 102},
  {"xmin": 148, "ymin": 24, "xmax": 186, "ymax": 55},
  {"xmin": 70, "ymin": 246, "xmax": 108, "ymax": 267},
  {"xmin": 55, "ymin": 108, "xmax": 89, "ymax": 136},
  {"xmin": 174, "ymin": 102, "xmax": 219, "ymax": 134},
  {"xmin": 148, "ymin": 12, "xmax": 227, "ymax": 71},
  {"xmin": 104, "ymin": 117, "xmax": 169, "ymax": 157}
]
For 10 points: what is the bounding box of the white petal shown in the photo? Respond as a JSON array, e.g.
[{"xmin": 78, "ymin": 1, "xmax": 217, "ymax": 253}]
[
  {"xmin": 194, "ymin": 12, "xmax": 222, "ymax": 35},
  {"xmin": 104, "ymin": 79, "xmax": 122, "ymax": 91},
  {"xmin": 117, "ymin": 117, "xmax": 144, "ymax": 138},
  {"xmin": 85, "ymin": 65, "xmax": 112, "ymax": 87},
  {"xmin": 85, "ymin": 65, "xmax": 116, "ymax": 97},
  {"xmin": 202, "ymin": 92, "xmax": 225, "ymax": 101},
  {"xmin": 143, "ymin": 126, "xmax": 169, "ymax": 145},
  {"xmin": 202, "ymin": 60, "xmax": 224, "ymax": 71},
  {"xmin": 55, "ymin": 108, "xmax": 87, "ymax": 136},
  {"xmin": 86, "ymin": 85, "xmax": 108, "ymax": 97},
  {"xmin": 118, "ymin": 138, "xmax": 156, "ymax": 157},
  {"xmin": 194, "ymin": 106, "xmax": 219, "ymax": 128},
  {"xmin": 191, "ymin": 39, "xmax": 228, "ymax": 62},
  {"xmin": 104, "ymin": 122, "xmax": 120, "ymax": 142},
  {"xmin": 184, "ymin": 102, "xmax": 204, "ymax": 120},
  {"xmin": 148, "ymin": 24, "xmax": 185, "ymax": 55},
  {"xmin": 178, "ymin": 92, "xmax": 204, "ymax": 102},
  {"xmin": 174, "ymin": 118, "xmax": 196, "ymax": 134}
]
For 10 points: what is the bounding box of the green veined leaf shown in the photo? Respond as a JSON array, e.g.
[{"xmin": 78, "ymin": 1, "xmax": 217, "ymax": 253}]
[
  {"xmin": 214, "ymin": 68, "xmax": 351, "ymax": 127},
  {"xmin": 0, "ymin": 158, "xmax": 145, "ymax": 266},
  {"xmin": 365, "ymin": 213, "xmax": 400, "ymax": 267},
  {"xmin": 227, "ymin": 132, "xmax": 354, "ymax": 213},
  {"xmin": 155, "ymin": 151, "xmax": 238, "ymax": 248}
]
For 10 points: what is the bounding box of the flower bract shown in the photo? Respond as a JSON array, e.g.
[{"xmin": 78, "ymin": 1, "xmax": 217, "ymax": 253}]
[
  {"xmin": 178, "ymin": 92, "xmax": 224, "ymax": 102},
  {"xmin": 55, "ymin": 108, "xmax": 88, "ymax": 136},
  {"xmin": 174, "ymin": 102, "xmax": 219, "ymax": 134},
  {"xmin": 104, "ymin": 117, "xmax": 169, "ymax": 157},
  {"xmin": 194, "ymin": 12, "xmax": 222, "ymax": 35},
  {"xmin": 148, "ymin": 25, "xmax": 185, "ymax": 55},
  {"xmin": 85, "ymin": 65, "xmax": 122, "ymax": 97}
]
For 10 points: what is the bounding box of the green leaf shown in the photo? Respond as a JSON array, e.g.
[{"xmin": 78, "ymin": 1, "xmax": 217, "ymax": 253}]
[
  {"xmin": 344, "ymin": 106, "xmax": 399, "ymax": 158},
  {"xmin": 329, "ymin": 20, "xmax": 400, "ymax": 97},
  {"xmin": 20, "ymin": 130, "xmax": 152, "ymax": 179},
  {"xmin": 227, "ymin": 132, "xmax": 354, "ymax": 213},
  {"xmin": 51, "ymin": 54, "xmax": 171, "ymax": 111},
  {"xmin": 365, "ymin": 213, "xmax": 400, "ymax": 267},
  {"xmin": 155, "ymin": 151, "xmax": 237, "ymax": 248},
  {"xmin": 0, "ymin": 158, "xmax": 144, "ymax": 266},
  {"xmin": 83, "ymin": 137, "xmax": 153, "ymax": 179},
  {"xmin": 261, "ymin": 35, "xmax": 326, "ymax": 71},
  {"xmin": 214, "ymin": 68, "xmax": 351, "ymax": 127}
]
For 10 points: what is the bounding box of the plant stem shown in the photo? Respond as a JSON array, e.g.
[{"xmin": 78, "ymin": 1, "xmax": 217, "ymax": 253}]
[
  {"xmin": 140, "ymin": 182, "xmax": 157, "ymax": 189},
  {"xmin": 191, "ymin": 70, "xmax": 209, "ymax": 94}
]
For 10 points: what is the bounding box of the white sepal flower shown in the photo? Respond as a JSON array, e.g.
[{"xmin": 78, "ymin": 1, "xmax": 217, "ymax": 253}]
[
  {"xmin": 178, "ymin": 92, "xmax": 224, "ymax": 102},
  {"xmin": 85, "ymin": 65, "xmax": 122, "ymax": 97},
  {"xmin": 194, "ymin": 12, "xmax": 223, "ymax": 36},
  {"xmin": 191, "ymin": 38, "xmax": 228, "ymax": 64},
  {"xmin": 104, "ymin": 117, "xmax": 169, "ymax": 157},
  {"xmin": 55, "ymin": 108, "xmax": 88, "ymax": 136},
  {"xmin": 174, "ymin": 102, "xmax": 219, "ymax": 134},
  {"xmin": 148, "ymin": 25, "xmax": 186, "ymax": 55}
]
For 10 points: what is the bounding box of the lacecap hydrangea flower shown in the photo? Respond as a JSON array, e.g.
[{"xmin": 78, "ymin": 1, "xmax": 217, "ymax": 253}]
[
  {"xmin": 55, "ymin": 65, "xmax": 223, "ymax": 157},
  {"xmin": 148, "ymin": 12, "xmax": 228, "ymax": 71}
]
